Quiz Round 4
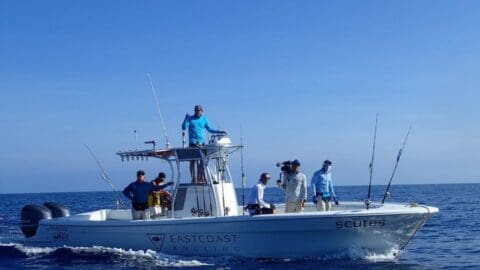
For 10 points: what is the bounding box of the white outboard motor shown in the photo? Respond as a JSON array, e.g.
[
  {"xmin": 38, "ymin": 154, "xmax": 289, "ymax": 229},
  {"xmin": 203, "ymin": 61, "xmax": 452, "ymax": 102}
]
[
  {"xmin": 44, "ymin": 202, "xmax": 70, "ymax": 218},
  {"xmin": 21, "ymin": 204, "xmax": 52, "ymax": 238}
]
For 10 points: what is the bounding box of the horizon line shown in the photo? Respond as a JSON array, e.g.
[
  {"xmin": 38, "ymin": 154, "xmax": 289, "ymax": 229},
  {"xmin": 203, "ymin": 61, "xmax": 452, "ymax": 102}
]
[{"xmin": 1, "ymin": 181, "xmax": 478, "ymax": 195}]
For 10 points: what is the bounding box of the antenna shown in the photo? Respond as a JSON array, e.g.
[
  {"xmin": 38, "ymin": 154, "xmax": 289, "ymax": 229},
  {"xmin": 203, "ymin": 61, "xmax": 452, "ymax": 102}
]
[{"xmin": 147, "ymin": 73, "xmax": 171, "ymax": 149}]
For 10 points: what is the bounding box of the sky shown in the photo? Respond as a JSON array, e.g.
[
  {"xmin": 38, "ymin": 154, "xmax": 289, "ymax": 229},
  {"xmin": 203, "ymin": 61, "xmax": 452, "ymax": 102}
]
[{"xmin": 1, "ymin": 1, "xmax": 479, "ymax": 194}]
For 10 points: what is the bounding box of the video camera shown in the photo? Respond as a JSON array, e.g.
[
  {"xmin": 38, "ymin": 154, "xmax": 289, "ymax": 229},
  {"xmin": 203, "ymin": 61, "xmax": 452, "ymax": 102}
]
[
  {"xmin": 276, "ymin": 160, "xmax": 300, "ymax": 186},
  {"xmin": 276, "ymin": 160, "xmax": 295, "ymax": 174}
]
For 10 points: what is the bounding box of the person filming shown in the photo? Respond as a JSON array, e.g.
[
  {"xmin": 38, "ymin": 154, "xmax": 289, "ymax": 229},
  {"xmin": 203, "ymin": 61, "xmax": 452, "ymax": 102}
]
[{"xmin": 277, "ymin": 160, "xmax": 307, "ymax": 213}]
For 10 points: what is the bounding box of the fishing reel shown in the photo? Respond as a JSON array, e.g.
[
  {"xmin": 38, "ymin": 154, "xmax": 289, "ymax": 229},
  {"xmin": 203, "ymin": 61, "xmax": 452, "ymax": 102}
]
[
  {"xmin": 364, "ymin": 199, "xmax": 372, "ymax": 208},
  {"xmin": 191, "ymin": 208, "xmax": 210, "ymax": 217},
  {"xmin": 197, "ymin": 209, "xmax": 209, "ymax": 217}
]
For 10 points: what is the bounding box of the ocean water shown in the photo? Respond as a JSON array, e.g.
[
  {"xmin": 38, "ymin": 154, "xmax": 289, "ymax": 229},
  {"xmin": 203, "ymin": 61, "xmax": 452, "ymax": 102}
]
[{"xmin": 1, "ymin": 183, "xmax": 479, "ymax": 269}]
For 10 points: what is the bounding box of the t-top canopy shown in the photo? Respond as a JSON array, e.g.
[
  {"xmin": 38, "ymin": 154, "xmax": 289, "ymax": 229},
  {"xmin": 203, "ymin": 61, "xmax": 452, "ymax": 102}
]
[{"xmin": 117, "ymin": 144, "xmax": 242, "ymax": 162}]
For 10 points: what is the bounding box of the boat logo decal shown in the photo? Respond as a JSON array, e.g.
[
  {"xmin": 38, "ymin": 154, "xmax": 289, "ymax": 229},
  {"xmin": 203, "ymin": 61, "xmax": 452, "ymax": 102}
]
[
  {"xmin": 147, "ymin": 233, "xmax": 166, "ymax": 251},
  {"xmin": 46, "ymin": 226, "xmax": 69, "ymax": 241},
  {"xmin": 149, "ymin": 233, "xmax": 241, "ymax": 254},
  {"xmin": 336, "ymin": 219, "xmax": 386, "ymax": 229}
]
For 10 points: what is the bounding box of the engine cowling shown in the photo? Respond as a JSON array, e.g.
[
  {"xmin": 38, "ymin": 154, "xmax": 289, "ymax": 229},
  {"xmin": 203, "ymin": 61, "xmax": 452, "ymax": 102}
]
[
  {"xmin": 43, "ymin": 202, "xmax": 70, "ymax": 218},
  {"xmin": 20, "ymin": 204, "xmax": 52, "ymax": 238}
]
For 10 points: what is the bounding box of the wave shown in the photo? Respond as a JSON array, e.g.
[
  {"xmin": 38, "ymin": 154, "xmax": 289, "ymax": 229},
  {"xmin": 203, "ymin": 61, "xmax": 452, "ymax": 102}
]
[
  {"xmin": 363, "ymin": 248, "xmax": 400, "ymax": 262},
  {"xmin": 0, "ymin": 241, "xmax": 401, "ymax": 261},
  {"xmin": 0, "ymin": 242, "xmax": 402, "ymax": 270},
  {"xmin": 0, "ymin": 243, "xmax": 210, "ymax": 268}
]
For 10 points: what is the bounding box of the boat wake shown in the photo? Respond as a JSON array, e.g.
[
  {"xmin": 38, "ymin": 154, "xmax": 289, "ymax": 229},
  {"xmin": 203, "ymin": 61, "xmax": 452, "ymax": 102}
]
[
  {"xmin": 0, "ymin": 243, "xmax": 211, "ymax": 268},
  {"xmin": 0, "ymin": 241, "xmax": 400, "ymax": 268},
  {"xmin": 362, "ymin": 248, "xmax": 400, "ymax": 262}
]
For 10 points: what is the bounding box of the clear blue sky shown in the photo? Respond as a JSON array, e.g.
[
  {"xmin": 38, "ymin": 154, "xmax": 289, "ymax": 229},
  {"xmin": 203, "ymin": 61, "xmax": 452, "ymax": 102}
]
[{"xmin": 1, "ymin": 1, "xmax": 479, "ymax": 194}]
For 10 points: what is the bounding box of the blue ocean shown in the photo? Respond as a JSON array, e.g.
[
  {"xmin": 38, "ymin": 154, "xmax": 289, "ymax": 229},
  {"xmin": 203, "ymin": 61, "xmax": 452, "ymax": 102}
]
[{"xmin": 1, "ymin": 184, "xmax": 479, "ymax": 269}]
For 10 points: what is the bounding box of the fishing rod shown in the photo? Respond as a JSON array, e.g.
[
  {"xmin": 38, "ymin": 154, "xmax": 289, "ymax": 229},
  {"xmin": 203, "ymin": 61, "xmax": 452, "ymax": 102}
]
[
  {"xmin": 381, "ymin": 124, "xmax": 412, "ymax": 204},
  {"xmin": 218, "ymin": 144, "xmax": 227, "ymax": 216},
  {"xmin": 207, "ymin": 170, "xmax": 214, "ymax": 216},
  {"xmin": 193, "ymin": 165, "xmax": 201, "ymax": 217},
  {"xmin": 202, "ymin": 176, "xmax": 208, "ymax": 216},
  {"xmin": 365, "ymin": 114, "xmax": 378, "ymax": 210},
  {"xmin": 147, "ymin": 73, "xmax": 171, "ymax": 149},
  {"xmin": 134, "ymin": 130, "xmax": 138, "ymax": 150},
  {"xmin": 84, "ymin": 144, "xmax": 126, "ymax": 209},
  {"xmin": 240, "ymin": 127, "xmax": 246, "ymax": 216},
  {"xmin": 182, "ymin": 132, "xmax": 186, "ymax": 148},
  {"xmin": 204, "ymin": 158, "xmax": 214, "ymax": 216}
]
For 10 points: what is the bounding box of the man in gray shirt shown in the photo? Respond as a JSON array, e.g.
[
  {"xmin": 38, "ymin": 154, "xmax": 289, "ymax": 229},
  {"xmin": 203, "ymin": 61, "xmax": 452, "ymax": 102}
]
[{"xmin": 278, "ymin": 160, "xmax": 307, "ymax": 213}]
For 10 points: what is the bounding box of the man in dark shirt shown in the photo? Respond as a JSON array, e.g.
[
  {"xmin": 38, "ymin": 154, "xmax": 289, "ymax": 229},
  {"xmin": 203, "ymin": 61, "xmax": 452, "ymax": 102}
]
[{"xmin": 123, "ymin": 170, "xmax": 173, "ymax": 220}]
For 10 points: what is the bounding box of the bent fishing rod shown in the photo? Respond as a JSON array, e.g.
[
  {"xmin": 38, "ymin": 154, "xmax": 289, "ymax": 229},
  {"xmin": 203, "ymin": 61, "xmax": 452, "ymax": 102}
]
[
  {"xmin": 84, "ymin": 144, "xmax": 126, "ymax": 209},
  {"xmin": 366, "ymin": 113, "xmax": 378, "ymax": 210},
  {"xmin": 381, "ymin": 124, "xmax": 412, "ymax": 204}
]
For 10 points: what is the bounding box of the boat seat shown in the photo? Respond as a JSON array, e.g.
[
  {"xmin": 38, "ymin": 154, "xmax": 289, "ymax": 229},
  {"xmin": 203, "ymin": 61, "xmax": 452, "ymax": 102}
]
[{"xmin": 107, "ymin": 209, "xmax": 132, "ymax": 220}]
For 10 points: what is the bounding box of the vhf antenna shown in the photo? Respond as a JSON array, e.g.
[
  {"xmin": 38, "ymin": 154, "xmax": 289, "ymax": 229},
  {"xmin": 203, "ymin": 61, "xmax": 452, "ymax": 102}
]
[{"xmin": 147, "ymin": 73, "xmax": 171, "ymax": 149}]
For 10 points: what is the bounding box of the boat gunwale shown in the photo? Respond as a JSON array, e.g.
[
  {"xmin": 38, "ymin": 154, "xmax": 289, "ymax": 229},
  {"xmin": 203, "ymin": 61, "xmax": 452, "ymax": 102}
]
[{"xmin": 39, "ymin": 203, "xmax": 438, "ymax": 227}]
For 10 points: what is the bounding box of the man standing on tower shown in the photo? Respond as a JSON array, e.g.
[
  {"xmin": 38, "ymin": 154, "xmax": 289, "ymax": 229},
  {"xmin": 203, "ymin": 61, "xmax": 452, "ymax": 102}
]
[{"xmin": 182, "ymin": 105, "xmax": 226, "ymax": 183}]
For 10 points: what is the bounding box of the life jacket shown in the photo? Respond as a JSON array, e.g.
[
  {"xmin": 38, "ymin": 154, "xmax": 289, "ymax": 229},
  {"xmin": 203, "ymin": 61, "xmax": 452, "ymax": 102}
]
[{"xmin": 148, "ymin": 192, "xmax": 161, "ymax": 207}]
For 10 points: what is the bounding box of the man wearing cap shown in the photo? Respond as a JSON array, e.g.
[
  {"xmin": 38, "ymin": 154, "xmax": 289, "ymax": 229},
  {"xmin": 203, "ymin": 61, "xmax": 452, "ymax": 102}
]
[
  {"xmin": 245, "ymin": 173, "xmax": 275, "ymax": 215},
  {"xmin": 123, "ymin": 170, "xmax": 174, "ymax": 220},
  {"xmin": 311, "ymin": 160, "xmax": 339, "ymax": 212},
  {"xmin": 181, "ymin": 105, "xmax": 226, "ymax": 183},
  {"xmin": 148, "ymin": 172, "xmax": 168, "ymax": 218},
  {"xmin": 278, "ymin": 160, "xmax": 307, "ymax": 213}
]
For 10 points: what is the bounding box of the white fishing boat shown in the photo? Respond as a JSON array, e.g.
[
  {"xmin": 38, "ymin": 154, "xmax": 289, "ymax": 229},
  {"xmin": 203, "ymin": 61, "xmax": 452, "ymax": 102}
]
[{"xmin": 20, "ymin": 135, "xmax": 438, "ymax": 259}]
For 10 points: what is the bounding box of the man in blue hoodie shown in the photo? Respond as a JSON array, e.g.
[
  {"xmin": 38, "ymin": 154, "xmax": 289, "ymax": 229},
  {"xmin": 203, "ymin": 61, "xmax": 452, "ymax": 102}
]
[
  {"xmin": 182, "ymin": 105, "xmax": 226, "ymax": 183},
  {"xmin": 123, "ymin": 170, "xmax": 174, "ymax": 220}
]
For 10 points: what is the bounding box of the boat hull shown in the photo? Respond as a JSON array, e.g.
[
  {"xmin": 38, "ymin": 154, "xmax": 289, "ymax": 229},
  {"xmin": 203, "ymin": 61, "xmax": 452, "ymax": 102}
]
[{"xmin": 25, "ymin": 203, "xmax": 438, "ymax": 258}]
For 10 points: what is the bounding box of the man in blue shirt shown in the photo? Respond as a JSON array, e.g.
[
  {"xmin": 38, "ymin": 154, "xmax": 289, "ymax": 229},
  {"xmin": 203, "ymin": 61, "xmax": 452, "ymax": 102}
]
[
  {"xmin": 311, "ymin": 160, "xmax": 339, "ymax": 211},
  {"xmin": 123, "ymin": 170, "xmax": 174, "ymax": 220},
  {"xmin": 181, "ymin": 105, "xmax": 226, "ymax": 183}
]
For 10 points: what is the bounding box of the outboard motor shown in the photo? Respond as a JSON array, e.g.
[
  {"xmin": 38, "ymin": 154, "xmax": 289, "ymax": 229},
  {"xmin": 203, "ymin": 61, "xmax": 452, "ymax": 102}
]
[
  {"xmin": 21, "ymin": 204, "xmax": 52, "ymax": 238},
  {"xmin": 44, "ymin": 202, "xmax": 70, "ymax": 218}
]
